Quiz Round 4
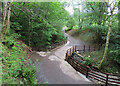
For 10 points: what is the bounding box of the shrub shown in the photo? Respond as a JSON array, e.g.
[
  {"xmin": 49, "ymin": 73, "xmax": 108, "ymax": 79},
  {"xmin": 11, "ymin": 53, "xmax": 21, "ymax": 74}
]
[
  {"xmin": 109, "ymin": 49, "xmax": 120, "ymax": 64},
  {"xmin": 82, "ymin": 56, "xmax": 93, "ymax": 66}
]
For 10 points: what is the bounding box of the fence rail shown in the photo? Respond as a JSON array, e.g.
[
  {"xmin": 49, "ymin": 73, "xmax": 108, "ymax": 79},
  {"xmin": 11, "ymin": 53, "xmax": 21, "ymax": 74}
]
[{"xmin": 65, "ymin": 45, "xmax": 120, "ymax": 86}]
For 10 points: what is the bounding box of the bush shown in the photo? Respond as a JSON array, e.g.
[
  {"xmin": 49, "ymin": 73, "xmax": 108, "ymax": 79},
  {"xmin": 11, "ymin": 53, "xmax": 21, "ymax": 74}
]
[
  {"xmin": 82, "ymin": 56, "xmax": 93, "ymax": 66},
  {"xmin": 109, "ymin": 49, "xmax": 120, "ymax": 64},
  {"xmin": 19, "ymin": 64, "xmax": 37, "ymax": 84},
  {"xmin": 105, "ymin": 67, "xmax": 119, "ymax": 74}
]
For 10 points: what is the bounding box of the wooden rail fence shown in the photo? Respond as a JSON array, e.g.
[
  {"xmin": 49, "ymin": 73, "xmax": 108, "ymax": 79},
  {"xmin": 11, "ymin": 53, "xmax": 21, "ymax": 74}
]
[{"xmin": 65, "ymin": 45, "xmax": 120, "ymax": 86}]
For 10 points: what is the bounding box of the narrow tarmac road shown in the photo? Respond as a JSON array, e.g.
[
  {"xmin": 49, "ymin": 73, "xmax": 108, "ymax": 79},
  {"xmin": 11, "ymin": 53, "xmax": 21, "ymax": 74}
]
[{"xmin": 30, "ymin": 28, "xmax": 91, "ymax": 84}]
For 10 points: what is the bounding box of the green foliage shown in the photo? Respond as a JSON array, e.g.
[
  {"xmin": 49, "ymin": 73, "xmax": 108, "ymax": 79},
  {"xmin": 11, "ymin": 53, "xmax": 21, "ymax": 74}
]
[
  {"xmin": 65, "ymin": 1, "xmax": 119, "ymax": 73},
  {"xmin": 84, "ymin": 2, "xmax": 108, "ymax": 26},
  {"xmin": 10, "ymin": 2, "xmax": 68, "ymax": 50},
  {"xmin": 105, "ymin": 67, "xmax": 119, "ymax": 74},
  {"xmin": 2, "ymin": 34, "xmax": 37, "ymax": 84},
  {"xmin": 107, "ymin": 17, "xmax": 120, "ymax": 64},
  {"xmin": 19, "ymin": 64, "xmax": 37, "ymax": 84},
  {"xmin": 73, "ymin": 25, "xmax": 79, "ymax": 29},
  {"xmin": 66, "ymin": 16, "xmax": 76, "ymax": 30},
  {"xmin": 82, "ymin": 56, "xmax": 93, "ymax": 66},
  {"xmin": 65, "ymin": 26, "xmax": 69, "ymax": 32},
  {"xmin": 73, "ymin": 7, "xmax": 85, "ymax": 29},
  {"xmin": 109, "ymin": 49, "xmax": 120, "ymax": 64},
  {"xmin": 84, "ymin": 25, "xmax": 108, "ymax": 43},
  {"xmin": 82, "ymin": 14, "xmax": 120, "ymax": 65}
]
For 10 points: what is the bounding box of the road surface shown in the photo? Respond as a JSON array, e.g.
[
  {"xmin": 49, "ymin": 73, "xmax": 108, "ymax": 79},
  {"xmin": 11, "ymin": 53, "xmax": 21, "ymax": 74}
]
[{"xmin": 29, "ymin": 28, "xmax": 91, "ymax": 84}]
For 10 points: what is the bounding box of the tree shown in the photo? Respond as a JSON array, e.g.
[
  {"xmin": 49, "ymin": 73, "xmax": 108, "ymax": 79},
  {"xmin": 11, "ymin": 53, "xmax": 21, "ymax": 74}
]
[
  {"xmin": 97, "ymin": 1, "xmax": 117, "ymax": 69},
  {"xmin": 73, "ymin": 7, "xmax": 83, "ymax": 29},
  {"xmin": 66, "ymin": 16, "xmax": 75, "ymax": 30},
  {"xmin": 85, "ymin": 2, "xmax": 108, "ymax": 26},
  {"xmin": 10, "ymin": 2, "xmax": 68, "ymax": 50},
  {"xmin": 2, "ymin": 1, "xmax": 9, "ymax": 40},
  {"xmin": 72, "ymin": 1, "xmax": 85, "ymax": 29}
]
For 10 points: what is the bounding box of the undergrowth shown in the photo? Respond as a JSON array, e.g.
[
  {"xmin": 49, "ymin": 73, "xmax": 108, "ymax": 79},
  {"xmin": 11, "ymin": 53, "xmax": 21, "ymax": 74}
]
[
  {"xmin": 1, "ymin": 34, "xmax": 37, "ymax": 84},
  {"xmin": 81, "ymin": 51, "xmax": 120, "ymax": 74}
]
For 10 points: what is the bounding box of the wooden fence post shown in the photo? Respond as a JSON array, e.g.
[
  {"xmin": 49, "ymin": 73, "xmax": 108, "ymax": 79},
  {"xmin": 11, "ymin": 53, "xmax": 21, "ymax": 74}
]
[
  {"xmin": 65, "ymin": 50, "xmax": 68, "ymax": 61},
  {"xmin": 70, "ymin": 48, "xmax": 71, "ymax": 56},
  {"xmin": 75, "ymin": 45, "xmax": 76, "ymax": 52},
  {"xmin": 84, "ymin": 45, "xmax": 85, "ymax": 52},
  {"xmin": 73, "ymin": 46, "xmax": 74, "ymax": 52},
  {"xmin": 86, "ymin": 66, "xmax": 89, "ymax": 78},
  {"xmin": 71, "ymin": 47, "xmax": 73, "ymax": 52},
  {"xmin": 74, "ymin": 46, "xmax": 75, "ymax": 52},
  {"xmin": 105, "ymin": 73, "xmax": 109, "ymax": 86},
  {"xmin": 71, "ymin": 47, "xmax": 73, "ymax": 55},
  {"xmin": 76, "ymin": 61, "xmax": 78, "ymax": 71}
]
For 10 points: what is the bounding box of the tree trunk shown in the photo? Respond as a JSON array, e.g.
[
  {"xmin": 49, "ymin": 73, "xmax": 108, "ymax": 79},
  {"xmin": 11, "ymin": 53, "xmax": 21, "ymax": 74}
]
[
  {"xmin": 97, "ymin": 3, "xmax": 116, "ymax": 69},
  {"xmin": 2, "ymin": 1, "xmax": 8, "ymax": 40},
  {"xmin": 2, "ymin": 1, "xmax": 12, "ymax": 40},
  {"xmin": 2, "ymin": 1, "xmax": 7, "ymax": 26},
  {"xmin": 5, "ymin": 2, "xmax": 11, "ymax": 35}
]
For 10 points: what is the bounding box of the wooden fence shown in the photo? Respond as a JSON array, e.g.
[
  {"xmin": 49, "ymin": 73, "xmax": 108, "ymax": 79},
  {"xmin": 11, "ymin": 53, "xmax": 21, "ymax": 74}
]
[{"xmin": 65, "ymin": 46, "xmax": 120, "ymax": 86}]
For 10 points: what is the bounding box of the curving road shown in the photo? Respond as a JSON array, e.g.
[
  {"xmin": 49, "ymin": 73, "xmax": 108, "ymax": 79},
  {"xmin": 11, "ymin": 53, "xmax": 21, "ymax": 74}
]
[{"xmin": 30, "ymin": 28, "xmax": 91, "ymax": 84}]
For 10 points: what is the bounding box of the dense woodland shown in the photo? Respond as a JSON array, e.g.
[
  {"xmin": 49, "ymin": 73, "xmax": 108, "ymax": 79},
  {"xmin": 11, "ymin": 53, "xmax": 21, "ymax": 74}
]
[
  {"xmin": 1, "ymin": 1, "xmax": 120, "ymax": 84},
  {"xmin": 10, "ymin": 2, "xmax": 68, "ymax": 51}
]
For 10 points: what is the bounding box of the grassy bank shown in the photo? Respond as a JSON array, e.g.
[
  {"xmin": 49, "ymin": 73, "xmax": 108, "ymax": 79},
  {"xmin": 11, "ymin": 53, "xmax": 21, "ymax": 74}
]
[
  {"xmin": 66, "ymin": 29, "xmax": 97, "ymax": 45},
  {"xmin": 1, "ymin": 34, "xmax": 37, "ymax": 84}
]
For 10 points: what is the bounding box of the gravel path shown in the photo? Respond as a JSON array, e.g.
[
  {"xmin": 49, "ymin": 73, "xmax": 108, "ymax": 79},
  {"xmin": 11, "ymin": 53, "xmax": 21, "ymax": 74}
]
[{"xmin": 29, "ymin": 27, "xmax": 91, "ymax": 84}]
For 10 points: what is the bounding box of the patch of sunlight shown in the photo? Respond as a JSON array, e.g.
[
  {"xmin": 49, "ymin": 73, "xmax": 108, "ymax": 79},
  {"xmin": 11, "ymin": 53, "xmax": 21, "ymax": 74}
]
[{"xmin": 36, "ymin": 51, "xmax": 50, "ymax": 57}]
